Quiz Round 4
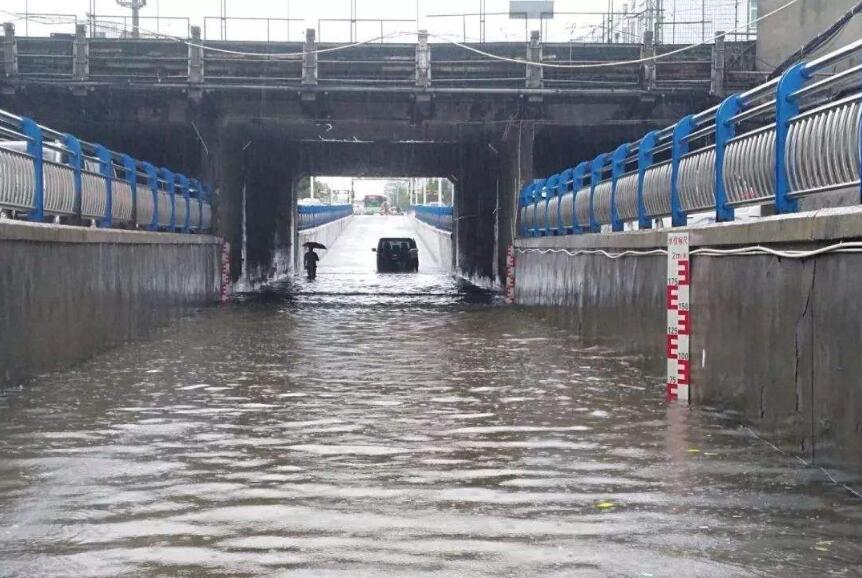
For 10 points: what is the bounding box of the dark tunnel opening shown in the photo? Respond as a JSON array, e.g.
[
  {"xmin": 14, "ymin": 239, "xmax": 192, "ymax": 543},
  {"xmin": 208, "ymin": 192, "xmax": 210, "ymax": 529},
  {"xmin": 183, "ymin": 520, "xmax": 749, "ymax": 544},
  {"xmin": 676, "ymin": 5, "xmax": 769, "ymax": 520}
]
[{"xmin": 0, "ymin": 88, "xmax": 714, "ymax": 288}]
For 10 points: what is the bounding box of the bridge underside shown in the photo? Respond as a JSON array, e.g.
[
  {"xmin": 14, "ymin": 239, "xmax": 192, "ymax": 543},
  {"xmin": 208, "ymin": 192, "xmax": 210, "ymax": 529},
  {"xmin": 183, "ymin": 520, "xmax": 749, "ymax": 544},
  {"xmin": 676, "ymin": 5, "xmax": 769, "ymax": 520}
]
[{"xmin": 1, "ymin": 86, "xmax": 718, "ymax": 283}]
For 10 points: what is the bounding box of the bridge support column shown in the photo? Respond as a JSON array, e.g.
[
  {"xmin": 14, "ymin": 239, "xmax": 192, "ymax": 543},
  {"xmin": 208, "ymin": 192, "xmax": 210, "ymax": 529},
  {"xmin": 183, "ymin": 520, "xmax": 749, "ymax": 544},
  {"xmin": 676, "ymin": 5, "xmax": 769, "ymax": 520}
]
[
  {"xmin": 72, "ymin": 24, "xmax": 89, "ymax": 83},
  {"xmin": 2, "ymin": 23, "xmax": 17, "ymax": 82},
  {"xmin": 415, "ymin": 29, "xmax": 430, "ymax": 88},
  {"xmin": 526, "ymin": 30, "xmax": 543, "ymax": 90},
  {"xmin": 455, "ymin": 141, "xmax": 496, "ymax": 281},
  {"xmin": 454, "ymin": 123, "xmax": 534, "ymax": 284},
  {"xmin": 189, "ymin": 25, "xmax": 204, "ymax": 100},
  {"xmin": 710, "ymin": 31, "xmax": 726, "ymax": 97},
  {"xmin": 641, "ymin": 30, "xmax": 656, "ymax": 91},
  {"xmin": 414, "ymin": 29, "xmax": 432, "ymax": 121},
  {"xmin": 301, "ymin": 28, "xmax": 319, "ymax": 111},
  {"xmin": 302, "ymin": 28, "xmax": 318, "ymax": 87},
  {"xmin": 212, "ymin": 125, "xmax": 300, "ymax": 284}
]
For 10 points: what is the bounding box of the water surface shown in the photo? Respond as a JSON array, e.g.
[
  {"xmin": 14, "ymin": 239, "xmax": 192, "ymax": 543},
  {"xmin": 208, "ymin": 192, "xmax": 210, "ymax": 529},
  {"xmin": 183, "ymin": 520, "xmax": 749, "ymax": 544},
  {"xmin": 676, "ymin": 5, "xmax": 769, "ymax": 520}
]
[{"xmin": 1, "ymin": 216, "xmax": 859, "ymax": 577}]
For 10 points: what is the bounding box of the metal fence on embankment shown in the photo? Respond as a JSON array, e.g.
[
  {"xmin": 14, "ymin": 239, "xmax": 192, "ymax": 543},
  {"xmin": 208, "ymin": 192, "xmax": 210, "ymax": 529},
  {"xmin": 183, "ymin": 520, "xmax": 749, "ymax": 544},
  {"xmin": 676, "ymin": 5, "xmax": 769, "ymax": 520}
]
[
  {"xmin": 518, "ymin": 38, "xmax": 862, "ymax": 237},
  {"xmin": 412, "ymin": 205, "xmax": 453, "ymax": 232},
  {"xmin": 0, "ymin": 109, "xmax": 213, "ymax": 233},
  {"xmin": 297, "ymin": 204, "xmax": 353, "ymax": 230},
  {"xmin": 1, "ymin": 22, "xmax": 757, "ymax": 93}
]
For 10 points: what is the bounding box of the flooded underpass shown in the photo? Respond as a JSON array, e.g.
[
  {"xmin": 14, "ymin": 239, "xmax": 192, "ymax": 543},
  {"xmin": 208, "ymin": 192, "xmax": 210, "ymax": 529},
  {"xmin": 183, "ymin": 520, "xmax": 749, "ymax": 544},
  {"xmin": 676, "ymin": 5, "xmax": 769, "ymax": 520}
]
[{"xmin": 1, "ymin": 216, "xmax": 860, "ymax": 577}]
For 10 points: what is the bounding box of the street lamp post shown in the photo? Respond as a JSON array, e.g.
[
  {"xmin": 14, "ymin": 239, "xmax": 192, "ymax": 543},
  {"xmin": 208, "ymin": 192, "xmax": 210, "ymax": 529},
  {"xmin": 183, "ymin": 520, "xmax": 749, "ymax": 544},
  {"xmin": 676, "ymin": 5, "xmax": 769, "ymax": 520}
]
[{"xmin": 115, "ymin": 0, "xmax": 147, "ymax": 38}]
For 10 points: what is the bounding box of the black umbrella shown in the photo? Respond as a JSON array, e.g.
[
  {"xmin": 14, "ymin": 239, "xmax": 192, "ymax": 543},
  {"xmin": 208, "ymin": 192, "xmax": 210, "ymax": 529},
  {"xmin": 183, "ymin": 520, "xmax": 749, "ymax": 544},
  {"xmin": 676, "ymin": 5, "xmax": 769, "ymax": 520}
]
[{"xmin": 303, "ymin": 241, "xmax": 327, "ymax": 250}]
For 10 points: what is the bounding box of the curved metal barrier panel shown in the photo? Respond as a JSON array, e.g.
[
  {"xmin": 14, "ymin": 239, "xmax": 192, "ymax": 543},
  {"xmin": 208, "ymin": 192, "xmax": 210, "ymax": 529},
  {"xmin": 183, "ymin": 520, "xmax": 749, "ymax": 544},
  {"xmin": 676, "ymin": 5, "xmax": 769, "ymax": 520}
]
[
  {"xmin": 0, "ymin": 109, "xmax": 213, "ymax": 233},
  {"xmin": 517, "ymin": 39, "xmax": 862, "ymax": 236},
  {"xmin": 412, "ymin": 205, "xmax": 453, "ymax": 232},
  {"xmin": 297, "ymin": 204, "xmax": 353, "ymax": 230}
]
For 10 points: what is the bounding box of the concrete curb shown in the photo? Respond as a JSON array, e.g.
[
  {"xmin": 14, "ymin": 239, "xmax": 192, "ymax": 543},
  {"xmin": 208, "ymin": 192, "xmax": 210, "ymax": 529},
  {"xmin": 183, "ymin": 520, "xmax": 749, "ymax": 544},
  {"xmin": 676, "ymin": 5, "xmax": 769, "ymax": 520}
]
[
  {"xmin": 516, "ymin": 207, "xmax": 862, "ymax": 250},
  {"xmin": 0, "ymin": 220, "xmax": 221, "ymax": 246}
]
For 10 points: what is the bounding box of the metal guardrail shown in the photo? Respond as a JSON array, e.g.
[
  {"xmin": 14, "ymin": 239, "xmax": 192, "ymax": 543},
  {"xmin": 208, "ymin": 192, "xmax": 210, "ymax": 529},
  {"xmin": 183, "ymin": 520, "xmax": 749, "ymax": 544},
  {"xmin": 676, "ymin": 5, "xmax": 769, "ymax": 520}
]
[
  {"xmin": 202, "ymin": 17, "xmax": 304, "ymax": 42},
  {"xmin": 297, "ymin": 204, "xmax": 353, "ymax": 230},
  {"xmin": 518, "ymin": 38, "xmax": 862, "ymax": 237},
  {"xmin": 90, "ymin": 15, "xmax": 191, "ymax": 39},
  {"xmin": 2, "ymin": 18, "xmax": 757, "ymax": 92},
  {"xmin": 412, "ymin": 204, "xmax": 453, "ymax": 231},
  {"xmin": 0, "ymin": 108, "xmax": 213, "ymax": 233}
]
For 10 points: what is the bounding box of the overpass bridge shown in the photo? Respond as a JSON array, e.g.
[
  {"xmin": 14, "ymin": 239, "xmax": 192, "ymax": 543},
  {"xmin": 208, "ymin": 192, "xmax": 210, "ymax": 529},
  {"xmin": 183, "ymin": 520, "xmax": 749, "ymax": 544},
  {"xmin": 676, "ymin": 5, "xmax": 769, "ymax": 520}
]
[{"xmin": 0, "ymin": 22, "xmax": 763, "ymax": 283}]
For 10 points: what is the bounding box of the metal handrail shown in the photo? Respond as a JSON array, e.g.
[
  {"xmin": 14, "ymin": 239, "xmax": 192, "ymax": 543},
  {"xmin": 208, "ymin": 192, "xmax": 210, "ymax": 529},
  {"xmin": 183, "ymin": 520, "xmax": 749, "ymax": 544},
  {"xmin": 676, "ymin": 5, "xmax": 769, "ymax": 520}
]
[
  {"xmin": 518, "ymin": 37, "xmax": 862, "ymax": 238},
  {"xmin": 0, "ymin": 107, "xmax": 212, "ymax": 233}
]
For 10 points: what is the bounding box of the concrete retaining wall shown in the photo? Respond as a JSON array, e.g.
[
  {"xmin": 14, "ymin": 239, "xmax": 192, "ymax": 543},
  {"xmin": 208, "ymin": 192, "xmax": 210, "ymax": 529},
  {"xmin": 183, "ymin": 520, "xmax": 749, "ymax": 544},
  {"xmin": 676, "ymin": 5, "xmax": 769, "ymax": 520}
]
[
  {"xmin": 408, "ymin": 214, "xmax": 454, "ymax": 273},
  {"xmin": 0, "ymin": 221, "xmax": 221, "ymax": 388},
  {"xmin": 515, "ymin": 208, "xmax": 862, "ymax": 478},
  {"xmin": 295, "ymin": 216, "xmax": 353, "ymax": 273}
]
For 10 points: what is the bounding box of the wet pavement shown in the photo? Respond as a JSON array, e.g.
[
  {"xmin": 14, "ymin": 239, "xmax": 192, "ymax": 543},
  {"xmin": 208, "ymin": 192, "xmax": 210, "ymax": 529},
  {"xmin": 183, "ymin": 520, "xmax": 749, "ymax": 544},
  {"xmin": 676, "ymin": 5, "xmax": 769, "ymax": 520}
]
[{"xmin": 0, "ymin": 216, "xmax": 860, "ymax": 577}]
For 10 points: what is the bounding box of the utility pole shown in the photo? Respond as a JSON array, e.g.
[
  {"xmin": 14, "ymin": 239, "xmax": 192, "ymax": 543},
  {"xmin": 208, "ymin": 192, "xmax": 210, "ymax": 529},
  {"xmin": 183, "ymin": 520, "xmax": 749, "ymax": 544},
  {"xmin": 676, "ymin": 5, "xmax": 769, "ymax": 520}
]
[
  {"xmin": 437, "ymin": 177, "xmax": 443, "ymax": 205},
  {"xmin": 350, "ymin": 0, "xmax": 357, "ymax": 43},
  {"xmin": 479, "ymin": 0, "xmax": 486, "ymax": 43},
  {"xmin": 89, "ymin": 0, "xmax": 96, "ymax": 37},
  {"xmin": 221, "ymin": 0, "xmax": 227, "ymax": 40},
  {"xmin": 310, "ymin": 176, "xmax": 315, "ymax": 199},
  {"xmin": 733, "ymin": 0, "xmax": 739, "ymax": 41}
]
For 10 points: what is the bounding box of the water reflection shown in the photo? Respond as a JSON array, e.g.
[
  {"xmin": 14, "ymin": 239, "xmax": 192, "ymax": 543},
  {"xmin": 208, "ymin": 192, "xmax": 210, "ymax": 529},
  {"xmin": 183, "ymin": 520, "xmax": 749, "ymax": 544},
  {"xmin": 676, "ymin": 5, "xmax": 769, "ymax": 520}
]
[{"xmin": 0, "ymin": 217, "xmax": 860, "ymax": 577}]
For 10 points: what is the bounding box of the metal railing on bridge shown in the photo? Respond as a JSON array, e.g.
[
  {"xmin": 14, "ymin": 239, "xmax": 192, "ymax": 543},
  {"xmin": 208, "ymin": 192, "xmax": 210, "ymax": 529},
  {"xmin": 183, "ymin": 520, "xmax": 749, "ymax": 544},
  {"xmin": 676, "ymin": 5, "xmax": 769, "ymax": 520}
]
[
  {"xmin": 518, "ymin": 39, "xmax": 862, "ymax": 237},
  {"xmin": 0, "ymin": 109, "xmax": 213, "ymax": 233},
  {"xmin": 297, "ymin": 204, "xmax": 353, "ymax": 230},
  {"xmin": 412, "ymin": 204, "xmax": 453, "ymax": 232},
  {"xmin": 1, "ymin": 19, "xmax": 757, "ymax": 94}
]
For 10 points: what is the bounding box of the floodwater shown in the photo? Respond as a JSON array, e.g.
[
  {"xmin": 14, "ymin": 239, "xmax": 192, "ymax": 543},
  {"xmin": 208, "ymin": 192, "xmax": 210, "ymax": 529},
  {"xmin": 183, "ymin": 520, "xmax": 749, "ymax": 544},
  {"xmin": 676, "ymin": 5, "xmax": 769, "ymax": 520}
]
[{"xmin": 1, "ymin": 215, "xmax": 860, "ymax": 577}]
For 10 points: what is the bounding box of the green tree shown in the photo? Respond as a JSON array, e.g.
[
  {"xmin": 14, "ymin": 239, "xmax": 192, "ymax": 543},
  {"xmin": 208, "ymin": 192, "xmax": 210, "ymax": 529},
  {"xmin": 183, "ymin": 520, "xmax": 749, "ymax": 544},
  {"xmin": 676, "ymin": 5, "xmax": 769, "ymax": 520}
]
[{"xmin": 384, "ymin": 180, "xmax": 410, "ymax": 210}]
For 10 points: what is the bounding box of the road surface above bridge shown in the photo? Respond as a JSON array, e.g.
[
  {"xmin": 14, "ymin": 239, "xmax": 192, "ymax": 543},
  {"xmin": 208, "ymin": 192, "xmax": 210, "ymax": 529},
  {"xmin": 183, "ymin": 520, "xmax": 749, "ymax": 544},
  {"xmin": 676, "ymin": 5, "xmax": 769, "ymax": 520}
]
[{"xmin": 0, "ymin": 216, "xmax": 858, "ymax": 576}]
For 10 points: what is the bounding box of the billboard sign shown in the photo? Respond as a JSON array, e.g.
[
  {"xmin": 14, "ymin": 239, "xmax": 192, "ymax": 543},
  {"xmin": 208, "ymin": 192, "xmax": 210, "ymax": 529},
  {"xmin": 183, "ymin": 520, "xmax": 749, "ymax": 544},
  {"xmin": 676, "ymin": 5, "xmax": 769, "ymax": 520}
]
[{"xmin": 509, "ymin": 1, "xmax": 554, "ymax": 19}]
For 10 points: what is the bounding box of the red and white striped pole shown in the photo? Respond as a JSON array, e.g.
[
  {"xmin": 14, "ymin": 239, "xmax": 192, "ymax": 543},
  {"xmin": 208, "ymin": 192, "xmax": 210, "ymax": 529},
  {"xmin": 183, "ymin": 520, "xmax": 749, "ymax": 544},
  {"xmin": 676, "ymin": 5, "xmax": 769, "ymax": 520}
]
[
  {"xmin": 504, "ymin": 245, "xmax": 516, "ymax": 304},
  {"xmin": 666, "ymin": 233, "xmax": 691, "ymax": 403},
  {"xmin": 220, "ymin": 240, "xmax": 231, "ymax": 303}
]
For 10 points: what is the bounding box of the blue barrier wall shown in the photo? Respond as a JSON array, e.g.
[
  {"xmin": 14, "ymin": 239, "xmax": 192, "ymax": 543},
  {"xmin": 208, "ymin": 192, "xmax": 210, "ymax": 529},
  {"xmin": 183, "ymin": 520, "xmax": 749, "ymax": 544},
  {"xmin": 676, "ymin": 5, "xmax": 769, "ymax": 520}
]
[
  {"xmin": 518, "ymin": 39, "xmax": 862, "ymax": 238},
  {"xmin": 297, "ymin": 204, "xmax": 353, "ymax": 230},
  {"xmin": 412, "ymin": 205, "xmax": 453, "ymax": 231}
]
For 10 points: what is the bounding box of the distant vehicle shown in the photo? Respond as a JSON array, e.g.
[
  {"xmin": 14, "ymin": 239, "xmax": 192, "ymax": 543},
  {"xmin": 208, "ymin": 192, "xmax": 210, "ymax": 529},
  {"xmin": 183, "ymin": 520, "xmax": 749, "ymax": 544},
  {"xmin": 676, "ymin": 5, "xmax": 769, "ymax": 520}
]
[
  {"xmin": 373, "ymin": 237, "xmax": 419, "ymax": 273},
  {"xmin": 298, "ymin": 198, "xmax": 324, "ymax": 206},
  {"xmin": 363, "ymin": 194, "xmax": 388, "ymax": 215},
  {"xmin": 353, "ymin": 203, "xmax": 364, "ymax": 215}
]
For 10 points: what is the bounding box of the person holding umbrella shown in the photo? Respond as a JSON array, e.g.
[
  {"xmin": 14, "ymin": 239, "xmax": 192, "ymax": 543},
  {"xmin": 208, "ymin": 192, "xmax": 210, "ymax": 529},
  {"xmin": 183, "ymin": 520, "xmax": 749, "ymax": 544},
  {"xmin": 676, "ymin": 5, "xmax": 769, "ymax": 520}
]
[{"xmin": 303, "ymin": 241, "xmax": 326, "ymax": 279}]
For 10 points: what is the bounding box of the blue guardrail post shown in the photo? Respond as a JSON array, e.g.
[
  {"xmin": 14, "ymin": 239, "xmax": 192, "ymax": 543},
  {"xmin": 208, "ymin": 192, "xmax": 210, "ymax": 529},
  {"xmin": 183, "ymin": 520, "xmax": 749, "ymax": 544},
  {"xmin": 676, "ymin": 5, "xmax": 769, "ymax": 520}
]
[
  {"xmin": 95, "ymin": 145, "xmax": 113, "ymax": 228},
  {"xmin": 21, "ymin": 118, "xmax": 44, "ymax": 222},
  {"xmin": 774, "ymin": 62, "xmax": 808, "ymax": 214},
  {"xmin": 714, "ymin": 94, "xmax": 742, "ymax": 222},
  {"xmin": 671, "ymin": 115, "xmax": 696, "ymax": 227}
]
